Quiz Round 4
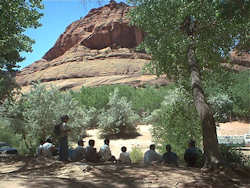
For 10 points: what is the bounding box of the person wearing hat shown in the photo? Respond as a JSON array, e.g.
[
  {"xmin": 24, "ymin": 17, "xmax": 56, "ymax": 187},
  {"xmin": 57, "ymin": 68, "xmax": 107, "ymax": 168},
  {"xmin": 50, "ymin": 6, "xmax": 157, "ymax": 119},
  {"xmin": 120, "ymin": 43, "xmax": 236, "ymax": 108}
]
[{"xmin": 70, "ymin": 139, "xmax": 86, "ymax": 162}]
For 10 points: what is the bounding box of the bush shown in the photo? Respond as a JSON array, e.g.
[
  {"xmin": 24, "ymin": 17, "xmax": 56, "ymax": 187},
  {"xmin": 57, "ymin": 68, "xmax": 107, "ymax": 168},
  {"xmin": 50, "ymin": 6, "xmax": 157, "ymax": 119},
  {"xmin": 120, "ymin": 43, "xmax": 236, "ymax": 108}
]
[
  {"xmin": 73, "ymin": 84, "xmax": 176, "ymax": 116},
  {"xmin": 220, "ymin": 144, "xmax": 250, "ymax": 166},
  {"xmin": 130, "ymin": 146, "xmax": 144, "ymax": 163},
  {"xmin": 0, "ymin": 83, "xmax": 92, "ymax": 154},
  {"xmin": 230, "ymin": 70, "xmax": 250, "ymax": 119},
  {"xmin": 208, "ymin": 93, "xmax": 233, "ymax": 122},
  {"xmin": 150, "ymin": 87, "xmax": 202, "ymax": 157},
  {"xmin": 97, "ymin": 88, "xmax": 139, "ymax": 138}
]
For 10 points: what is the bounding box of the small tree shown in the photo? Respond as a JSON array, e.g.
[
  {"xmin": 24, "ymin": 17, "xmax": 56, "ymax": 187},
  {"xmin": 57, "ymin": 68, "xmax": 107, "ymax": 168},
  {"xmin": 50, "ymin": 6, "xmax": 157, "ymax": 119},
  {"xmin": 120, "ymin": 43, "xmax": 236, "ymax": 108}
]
[
  {"xmin": 98, "ymin": 88, "xmax": 139, "ymax": 137},
  {"xmin": 1, "ymin": 84, "xmax": 90, "ymax": 153},
  {"xmin": 150, "ymin": 87, "xmax": 202, "ymax": 156},
  {"xmin": 0, "ymin": 0, "xmax": 43, "ymax": 102}
]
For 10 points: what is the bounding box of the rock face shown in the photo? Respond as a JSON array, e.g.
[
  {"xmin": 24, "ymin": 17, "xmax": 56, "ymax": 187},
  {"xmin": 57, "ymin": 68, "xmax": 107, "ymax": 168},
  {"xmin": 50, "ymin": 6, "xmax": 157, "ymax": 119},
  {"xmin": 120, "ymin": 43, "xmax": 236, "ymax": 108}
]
[
  {"xmin": 16, "ymin": 1, "xmax": 249, "ymax": 92},
  {"xmin": 42, "ymin": 1, "xmax": 143, "ymax": 61},
  {"xmin": 16, "ymin": 1, "xmax": 167, "ymax": 92}
]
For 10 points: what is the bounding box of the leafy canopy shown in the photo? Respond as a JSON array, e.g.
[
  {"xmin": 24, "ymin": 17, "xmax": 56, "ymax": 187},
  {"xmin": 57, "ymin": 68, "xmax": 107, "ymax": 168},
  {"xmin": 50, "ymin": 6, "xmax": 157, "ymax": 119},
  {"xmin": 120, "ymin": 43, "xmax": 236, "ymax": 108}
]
[
  {"xmin": 129, "ymin": 0, "xmax": 250, "ymax": 79},
  {"xmin": 0, "ymin": 0, "xmax": 43, "ymax": 101}
]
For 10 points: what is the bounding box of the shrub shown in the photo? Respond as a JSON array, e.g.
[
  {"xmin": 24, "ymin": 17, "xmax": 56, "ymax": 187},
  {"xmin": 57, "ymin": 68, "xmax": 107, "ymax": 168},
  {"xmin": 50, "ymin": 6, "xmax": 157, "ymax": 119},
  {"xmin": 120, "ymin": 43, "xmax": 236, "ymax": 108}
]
[
  {"xmin": 97, "ymin": 88, "xmax": 139, "ymax": 138},
  {"xmin": 208, "ymin": 93, "xmax": 233, "ymax": 122},
  {"xmin": 73, "ymin": 84, "xmax": 176, "ymax": 116},
  {"xmin": 220, "ymin": 144, "xmax": 250, "ymax": 166},
  {"xmin": 230, "ymin": 70, "xmax": 250, "ymax": 119},
  {"xmin": 150, "ymin": 87, "xmax": 202, "ymax": 157},
  {"xmin": 1, "ymin": 83, "xmax": 91, "ymax": 154},
  {"xmin": 130, "ymin": 146, "xmax": 144, "ymax": 163}
]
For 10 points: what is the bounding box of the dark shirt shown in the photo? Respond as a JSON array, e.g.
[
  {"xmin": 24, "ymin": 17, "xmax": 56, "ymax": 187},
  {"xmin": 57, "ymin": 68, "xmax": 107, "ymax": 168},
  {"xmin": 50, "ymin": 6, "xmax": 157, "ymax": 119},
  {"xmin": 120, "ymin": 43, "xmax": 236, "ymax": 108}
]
[
  {"xmin": 85, "ymin": 146, "xmax": 100, "ymax": 163},
  {"xmin": 162, "ymin": 151, "xmax": 178, "ymax": 166},
  {"xmin": 184, "ymin": 147, "xmax": 202, "ymax": 167}
]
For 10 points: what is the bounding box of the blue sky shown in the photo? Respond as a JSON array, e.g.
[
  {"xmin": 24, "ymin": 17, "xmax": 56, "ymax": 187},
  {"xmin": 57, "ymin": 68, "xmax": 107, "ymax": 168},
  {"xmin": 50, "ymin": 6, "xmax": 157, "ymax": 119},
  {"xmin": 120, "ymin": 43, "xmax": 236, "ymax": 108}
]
[{"xmin": 20, "ymin": 0, "xmax": 126, "ymax": 69}]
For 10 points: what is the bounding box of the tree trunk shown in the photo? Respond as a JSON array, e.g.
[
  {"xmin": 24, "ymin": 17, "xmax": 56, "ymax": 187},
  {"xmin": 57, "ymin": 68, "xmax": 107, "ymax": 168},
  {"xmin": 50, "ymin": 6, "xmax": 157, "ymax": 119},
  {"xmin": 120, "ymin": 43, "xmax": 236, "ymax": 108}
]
[{"xmin": 187, "ymin": 45, "xmax": 221, "ymax": 169}]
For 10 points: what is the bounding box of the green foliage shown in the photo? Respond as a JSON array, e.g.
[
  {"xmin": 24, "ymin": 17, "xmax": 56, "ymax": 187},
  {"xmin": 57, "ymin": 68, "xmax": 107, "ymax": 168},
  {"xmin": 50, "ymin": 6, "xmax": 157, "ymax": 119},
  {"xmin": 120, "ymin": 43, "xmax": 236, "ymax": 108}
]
[
  {"xmin": 0, "ymin": 83, "xmax": 90, "ymax": 154},
  {"xmin": 97, "ymin": 88, "xmax": 139, "ymax": 137},
  {"xmin": 129, "ymin": 0, "xmax": 249, "ymax": 80},
  {"xmin": 150, "ymin": 87, "xmax": 202, "ymax": 156},
  {"xmin": 208, "ymin": 93, "xmax": 233, "ymax": 122},
  {"xmin": 220, "ymin": 144, "xmax": 250, "ymax": 167},
  {"xmin": 0, "ymin": 0, "xmax": 43, "ymax": 101},
  {"xmin": 230, "ymin": 70, "xmax": 250, "ymax": 119},
  {"xmin": 130, "ymin": 146, "xmax": 144, "ymax": 163},
  {"xmin": 204, "ymin": 70, "xmax": 250, "ymax": 120},
  {"xmin": 73, "ymin": 84, "xmax": 176, "ymax": 115}
]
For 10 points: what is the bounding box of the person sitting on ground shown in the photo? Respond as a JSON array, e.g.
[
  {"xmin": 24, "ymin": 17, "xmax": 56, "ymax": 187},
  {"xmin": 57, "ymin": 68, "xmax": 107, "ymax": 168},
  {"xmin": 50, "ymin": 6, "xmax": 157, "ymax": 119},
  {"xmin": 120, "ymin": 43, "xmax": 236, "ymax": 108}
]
[
  {"xmin": 85, "ymin": 139, "xmax": 100, "ymax": 163},
  {"xmin": 118, "ymin": 146, "xmax": 131, "ymax": 164},
  {"xmin": 99, "ymin": 139, "xmax": 117, "ymax": 163},
  {"xmin": 71, "ymin": 139, "xmax": 86, "ymax": 162},
  {"xmin": 144, "ymin": 144, "xmax": 161, "ymax": 165},
  {"xmin": 42, "ymin": 137, "xmax": 56, "ymax": 158},
  {"xmin": 184, "ymin": 140, "xmax": 203, "ymax": 167},
  {"xmin": 37, "ymin": 139, "xmax": 45, "ymax": 157},
  {"xmin": 161, "ymin": 144, "xmax": 178, "ymax": 166}
]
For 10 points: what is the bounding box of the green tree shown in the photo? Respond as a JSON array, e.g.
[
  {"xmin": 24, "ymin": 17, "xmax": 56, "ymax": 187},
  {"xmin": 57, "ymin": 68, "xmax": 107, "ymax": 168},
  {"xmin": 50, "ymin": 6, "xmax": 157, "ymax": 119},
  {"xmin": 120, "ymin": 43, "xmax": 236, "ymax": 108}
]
[
  {"xmin": 0, "ymin": 0, "xmax": 43, "ymax": 102},
  {"xmin": 0, "ymin": 84, "xmax": 89, "ymax": 154},
  {"xmin": 129, "ymin": 0, "xmax": 249, "ymax": 168}
]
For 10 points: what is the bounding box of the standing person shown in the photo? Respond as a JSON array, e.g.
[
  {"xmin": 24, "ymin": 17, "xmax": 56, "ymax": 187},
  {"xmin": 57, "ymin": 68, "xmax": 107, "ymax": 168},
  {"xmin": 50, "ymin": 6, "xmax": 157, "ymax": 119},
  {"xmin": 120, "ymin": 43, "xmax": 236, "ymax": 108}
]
[
  {"xmin": 144, "ymin": 144, "xmax": 161, "ymax": 165},
  {"xmin": 99, "ymin": 139, "xmax": 117, "ymax": 163},
  {"xmin": 57, "ymin": 115, "xmax": 70, "ymax": 162},
  {"xmin": 184, "ymin": 140, "xmax": 203, "ymax": 167},
  {"xmin": 118, "ymin": 146, "xmax": 131, "ymax": 164},
  {"xmin": 161, "ymin": 144, "xmax": 178, "ymax": 166}
]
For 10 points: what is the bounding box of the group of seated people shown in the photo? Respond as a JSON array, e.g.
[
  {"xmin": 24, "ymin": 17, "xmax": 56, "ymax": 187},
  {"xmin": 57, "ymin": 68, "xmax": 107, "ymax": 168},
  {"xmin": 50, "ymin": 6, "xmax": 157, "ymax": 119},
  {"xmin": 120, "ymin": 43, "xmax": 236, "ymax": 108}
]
[
  {"xmin": 144, "ymin": 140, "xmax": 203, "ymax": 167},
  {"xmin": 37, "ymin": 138, "xmax": 202, "ymax": 167}
]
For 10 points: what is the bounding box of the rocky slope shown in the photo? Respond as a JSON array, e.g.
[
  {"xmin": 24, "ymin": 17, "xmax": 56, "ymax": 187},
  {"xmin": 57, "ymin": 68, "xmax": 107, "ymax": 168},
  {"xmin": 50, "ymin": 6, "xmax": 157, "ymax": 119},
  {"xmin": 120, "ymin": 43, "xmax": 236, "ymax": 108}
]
[
  {"xmin": 16, "ymin": 1, "xmax": 249, "ymax": 92},
  {"xmin": 16, "ymin": 1, "xmax": 168, "ymax": 92}
]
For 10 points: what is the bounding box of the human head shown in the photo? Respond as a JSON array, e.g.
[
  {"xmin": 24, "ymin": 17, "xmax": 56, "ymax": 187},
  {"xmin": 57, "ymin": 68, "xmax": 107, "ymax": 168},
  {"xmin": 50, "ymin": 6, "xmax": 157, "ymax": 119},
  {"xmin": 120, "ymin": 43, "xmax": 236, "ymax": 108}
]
[
  {"xmin": 150, "ymin": 144, "xmax": 155, "ymax": 150},
  {"xmin": 121, "ymin": 146, "xmax": 127, "ymax": 152},
  {"xmin": 89, "ymin": 139, "xmax": 95, "ymax": 147},
  {"xmin": 46, "ymin": 137, "xmax": 52, "ymax": 143},
  {"xmin": 61, "ymin": 115, "xmax": 69, "ymax": 123},
  {"xmin": 78, "ymin": 140, "xmax": 84, "ymax": 146},
  {"xmin": 189, "ymin": 140, "xmax": 196, "ymax": 148},
  {"xmin": 166, "ymin": 144, "xmax": 171, "ymax": 152},
  {"xmin": 104, "ymin": 139, "xmax": 110, "ymax": 145}
]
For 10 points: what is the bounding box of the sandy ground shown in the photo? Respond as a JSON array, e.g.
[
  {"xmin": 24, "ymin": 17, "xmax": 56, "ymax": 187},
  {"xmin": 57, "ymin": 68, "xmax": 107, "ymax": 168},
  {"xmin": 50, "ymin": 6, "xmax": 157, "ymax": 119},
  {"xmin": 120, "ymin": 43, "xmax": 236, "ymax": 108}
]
[{"xmin": 0, "ymin": 122, "xmax": 250, "ymax": 188}]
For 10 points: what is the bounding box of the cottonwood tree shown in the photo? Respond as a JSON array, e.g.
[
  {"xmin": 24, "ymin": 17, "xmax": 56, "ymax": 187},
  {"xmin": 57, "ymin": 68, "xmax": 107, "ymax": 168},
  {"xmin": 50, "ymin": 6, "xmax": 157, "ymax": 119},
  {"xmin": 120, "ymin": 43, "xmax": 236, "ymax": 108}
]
[
  {"xmin": 0, "ymin": 0, "xmax": 43, "ymax": 102},
  {"xmin": 129, "ymin": 0, "xmax": 249, "ymax": 168}
]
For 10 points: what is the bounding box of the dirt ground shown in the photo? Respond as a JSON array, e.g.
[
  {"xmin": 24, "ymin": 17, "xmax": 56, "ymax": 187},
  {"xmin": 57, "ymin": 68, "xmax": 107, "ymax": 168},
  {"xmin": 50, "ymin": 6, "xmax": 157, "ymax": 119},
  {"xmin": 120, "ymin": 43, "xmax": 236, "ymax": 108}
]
[{"xmin": 0, "ymin": 122, "xmax": 250, "ymax": 188}]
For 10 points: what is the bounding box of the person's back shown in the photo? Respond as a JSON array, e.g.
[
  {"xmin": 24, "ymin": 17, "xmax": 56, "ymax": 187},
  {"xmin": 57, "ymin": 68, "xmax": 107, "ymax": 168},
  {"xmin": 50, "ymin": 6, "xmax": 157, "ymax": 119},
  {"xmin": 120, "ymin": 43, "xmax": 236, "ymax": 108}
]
[
  {"xmin": 42, "ymin": 138, "xmax": 55, "ymax": 158},
  {"xmin": 162, "ymin": 145, "xmax": 178, "ymax": 166},
  {"xmin": 119, "ymin": 146, "xmax": 131, "ymax": 164},
  {"xmin": 71, "ymin": 140, "xmax": 85, "ymax": 162},
  {"xmin": 99, "ymin": 139, "xmax": 112, "ymax": 162},
  {"xmin": 184, "ymin": 140, "xmax": 202, "ymax": 167},
  {"xmin": 144, "ymin": 144, "xmax": 161, "ymax": 165},
  {"xmin": 85, "ymin": 140, "xmax": 100, "ymax": 163}
]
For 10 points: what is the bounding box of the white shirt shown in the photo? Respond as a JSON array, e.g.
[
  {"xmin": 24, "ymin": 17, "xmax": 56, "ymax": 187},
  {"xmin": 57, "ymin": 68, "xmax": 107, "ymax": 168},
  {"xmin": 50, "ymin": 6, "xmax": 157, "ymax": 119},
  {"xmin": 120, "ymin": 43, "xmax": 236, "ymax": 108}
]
[
  {"xmin": 37, "ymin": 144, "xmax": 43, "ymax": 156},
  {"xmin": 99, "ymin": 144, "xmax": 112, "ymax": 161},
  {"xmin": 42, "ymin": 142, "xmax": 54, "ymax": 157},
  {"xmin": 144, "ymin": 149, "xmax": 161, "ymax": 164},
  {"xmin": 119, "ymin": 152, "xmax": 131, "ymax": 164}
]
